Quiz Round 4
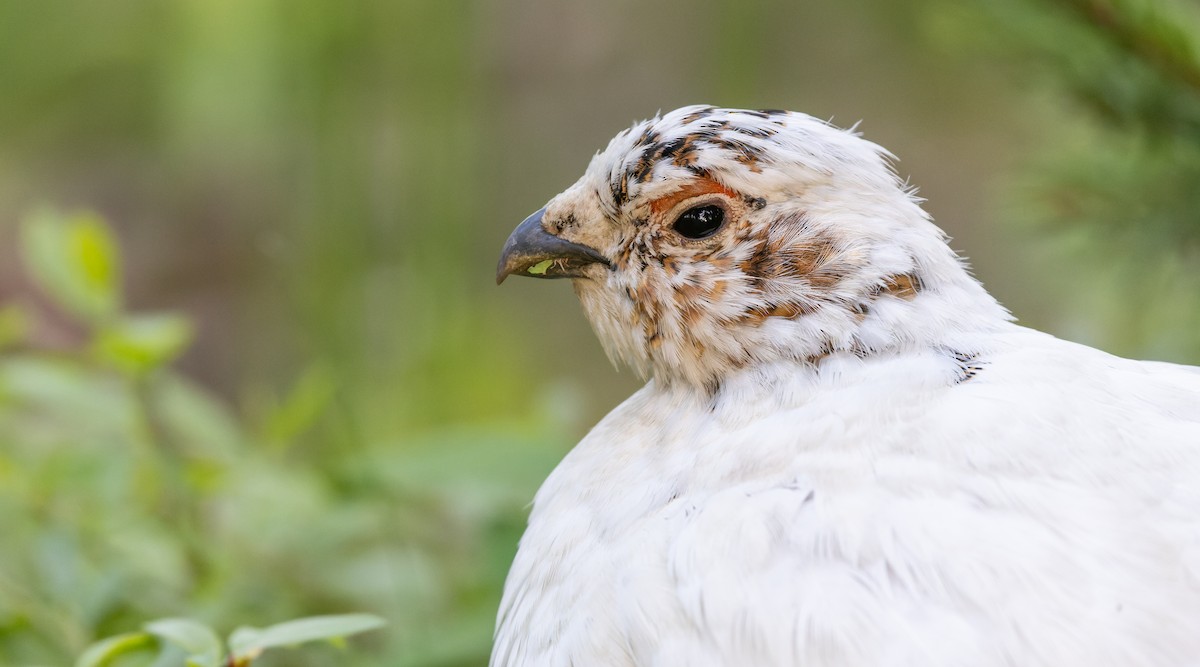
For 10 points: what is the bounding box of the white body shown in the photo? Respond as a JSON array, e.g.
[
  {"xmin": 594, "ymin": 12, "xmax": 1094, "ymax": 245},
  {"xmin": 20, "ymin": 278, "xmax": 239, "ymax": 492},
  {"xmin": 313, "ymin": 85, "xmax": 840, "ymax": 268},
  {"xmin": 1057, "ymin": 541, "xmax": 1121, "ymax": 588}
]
[{"xmin": 495, "ymin": 327, "xmax": 1200, "ymax": 666}]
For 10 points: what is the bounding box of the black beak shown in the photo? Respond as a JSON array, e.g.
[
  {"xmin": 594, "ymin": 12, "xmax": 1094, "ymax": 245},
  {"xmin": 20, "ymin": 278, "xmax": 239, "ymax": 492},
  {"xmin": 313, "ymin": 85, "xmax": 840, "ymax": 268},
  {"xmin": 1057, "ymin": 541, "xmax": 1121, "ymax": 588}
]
[{"xmin": 495, "ymin": 207, "xmax": 610, "ymax": 284}]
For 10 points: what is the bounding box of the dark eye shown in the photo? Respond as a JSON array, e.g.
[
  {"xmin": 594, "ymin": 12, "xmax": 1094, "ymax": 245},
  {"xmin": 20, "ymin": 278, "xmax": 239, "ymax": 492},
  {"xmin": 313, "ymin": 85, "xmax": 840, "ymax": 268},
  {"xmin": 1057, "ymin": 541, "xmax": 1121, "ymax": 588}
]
[{"xmin": 673, "ymin": 204, "xmax": 725, "ymax": 240}]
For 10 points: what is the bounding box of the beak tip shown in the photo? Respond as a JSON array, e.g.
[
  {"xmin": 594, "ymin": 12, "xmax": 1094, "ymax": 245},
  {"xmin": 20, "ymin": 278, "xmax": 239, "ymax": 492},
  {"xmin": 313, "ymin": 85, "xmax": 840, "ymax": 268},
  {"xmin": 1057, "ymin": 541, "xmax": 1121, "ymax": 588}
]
[{"xmin": 495, "ymin": 254, "xmax": 515, "ymax": 285}]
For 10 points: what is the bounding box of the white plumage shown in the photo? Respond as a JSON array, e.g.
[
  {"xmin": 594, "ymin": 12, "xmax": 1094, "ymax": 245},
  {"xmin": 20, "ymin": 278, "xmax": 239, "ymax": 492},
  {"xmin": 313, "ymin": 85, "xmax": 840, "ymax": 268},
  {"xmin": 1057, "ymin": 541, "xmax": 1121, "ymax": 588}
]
[{"xmin": 493, "ymin": 106, "xmax": 1200, "ymax": 666}]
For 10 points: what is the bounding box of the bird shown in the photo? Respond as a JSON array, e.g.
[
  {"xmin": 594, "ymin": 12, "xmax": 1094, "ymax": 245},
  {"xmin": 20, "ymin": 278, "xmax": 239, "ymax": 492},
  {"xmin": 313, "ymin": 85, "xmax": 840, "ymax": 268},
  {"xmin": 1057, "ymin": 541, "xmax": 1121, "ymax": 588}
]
[{"xmin": 492, "ymin": 105, "xmax": 1200, "ymax": 667}]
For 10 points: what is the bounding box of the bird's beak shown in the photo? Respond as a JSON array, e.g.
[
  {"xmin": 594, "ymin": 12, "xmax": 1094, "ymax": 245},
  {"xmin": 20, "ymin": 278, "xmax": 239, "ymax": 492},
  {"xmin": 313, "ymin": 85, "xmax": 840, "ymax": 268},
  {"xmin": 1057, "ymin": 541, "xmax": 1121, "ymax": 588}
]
[{"xmin": 495, "ymin": 207, "xmax": 610, "ymax": 284}]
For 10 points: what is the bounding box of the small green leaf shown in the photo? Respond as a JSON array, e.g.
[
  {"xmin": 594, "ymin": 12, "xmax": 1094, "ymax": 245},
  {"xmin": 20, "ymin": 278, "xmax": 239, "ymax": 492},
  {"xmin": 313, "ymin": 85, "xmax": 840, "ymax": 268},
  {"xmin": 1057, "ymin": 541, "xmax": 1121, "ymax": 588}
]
[
  {"xmin": 144, "ymin": 618, "xmax": 222, "ymax": 667},
  {"xmin": 526, "ymin": 259, "xmax": 553, "ymax": 275},
  {"xmin": 21, "ymin": 208, "xmax": 121, "ymax": 324},
  {"xmin": 75, "ymin": 632, "xmax": 155, "ymax": 667},
  {"xmin": 228, "ymin": 614, "xmax": 385, "ymax": 659},
  {"xmin": 93, "ymin": 313, "xmax": 193, "ymax": 375}
]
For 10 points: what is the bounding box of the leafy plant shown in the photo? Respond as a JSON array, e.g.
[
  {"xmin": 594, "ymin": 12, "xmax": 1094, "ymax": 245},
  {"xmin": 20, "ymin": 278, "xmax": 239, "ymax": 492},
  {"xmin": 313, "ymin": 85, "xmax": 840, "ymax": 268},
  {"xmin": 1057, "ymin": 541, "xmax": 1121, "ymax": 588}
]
[
  {"xmin": 0, "ymin": 209, "xmax": 562, "ymax": 666},
  {"xmin": 76, "ymin": 614, "xmax": 384, "ymax": 667}
]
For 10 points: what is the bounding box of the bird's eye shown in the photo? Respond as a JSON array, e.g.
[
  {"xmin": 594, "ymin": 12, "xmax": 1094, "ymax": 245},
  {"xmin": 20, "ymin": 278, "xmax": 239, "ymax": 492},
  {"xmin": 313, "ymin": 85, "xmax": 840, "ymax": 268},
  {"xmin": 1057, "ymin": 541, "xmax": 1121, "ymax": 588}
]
[{"xmin": 673, "ymin": 204, "xmax": 725, "ymax": 240}]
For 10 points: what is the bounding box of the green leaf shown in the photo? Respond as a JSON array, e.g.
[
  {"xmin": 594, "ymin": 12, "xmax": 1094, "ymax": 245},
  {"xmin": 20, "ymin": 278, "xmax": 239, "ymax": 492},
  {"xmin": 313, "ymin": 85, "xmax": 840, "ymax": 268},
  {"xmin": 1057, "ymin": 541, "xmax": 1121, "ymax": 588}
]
[
  {"xmin": 93, "ymin": 314, "xmax": 193, "ymax": 375},
  {"xmin": 228, "ymin": 613, "xmax": 385, "ymax": 660},
  {"xmin": 526, "ymin": 259, "xmax": 553, "ymax": 275},
  {"xmin": 144, "ymin": 618, "xmax": 222, "ymax": 667},
  {"xmin": 75, "ymin": 632, "xmax": 156, "ymax": 667},
  {"xmin": 21, "ymin": 208, "xmax": 121, "ymax": 324}
]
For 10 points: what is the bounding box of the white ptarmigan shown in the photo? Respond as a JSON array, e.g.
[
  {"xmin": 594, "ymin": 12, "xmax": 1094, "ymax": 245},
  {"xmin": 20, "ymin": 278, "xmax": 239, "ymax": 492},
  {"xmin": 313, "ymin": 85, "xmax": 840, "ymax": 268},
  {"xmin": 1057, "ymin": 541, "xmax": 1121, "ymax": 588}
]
[{"xmin": 493, "ymin": 106, "xmax": 1200, "ymax": 667}]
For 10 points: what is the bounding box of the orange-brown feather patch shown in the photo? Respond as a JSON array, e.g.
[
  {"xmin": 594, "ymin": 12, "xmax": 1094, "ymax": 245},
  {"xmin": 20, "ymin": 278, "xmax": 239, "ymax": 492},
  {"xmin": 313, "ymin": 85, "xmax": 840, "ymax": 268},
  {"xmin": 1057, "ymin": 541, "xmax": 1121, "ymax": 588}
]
[
  {"xmin": 881, "ymin": 273, "xmax": 923, "ymax": 300},
  {"xmin": 649, "ymin": 178, "xmax": 739, "ymax": 216},
  {"xmin": 737, "ymin": 300, "xmax": 815, "ymax": 325}
]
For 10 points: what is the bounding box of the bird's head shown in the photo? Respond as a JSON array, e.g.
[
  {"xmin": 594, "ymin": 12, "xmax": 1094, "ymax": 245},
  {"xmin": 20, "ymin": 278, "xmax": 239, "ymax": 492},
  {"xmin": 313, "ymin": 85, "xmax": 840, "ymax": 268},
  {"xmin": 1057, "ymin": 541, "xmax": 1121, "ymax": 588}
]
[{"xmin": 498, "ymin": 106, "xmax": 1007, "ymax": 391}]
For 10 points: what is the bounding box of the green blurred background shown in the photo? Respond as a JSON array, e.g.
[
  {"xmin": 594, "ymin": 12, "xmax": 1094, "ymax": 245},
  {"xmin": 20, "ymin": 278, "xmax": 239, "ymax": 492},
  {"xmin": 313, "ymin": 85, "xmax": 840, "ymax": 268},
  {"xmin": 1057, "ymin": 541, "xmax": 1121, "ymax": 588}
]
[{"xmin": 1, "ymin": 0, "xmax": 1198, "ymax": 664}]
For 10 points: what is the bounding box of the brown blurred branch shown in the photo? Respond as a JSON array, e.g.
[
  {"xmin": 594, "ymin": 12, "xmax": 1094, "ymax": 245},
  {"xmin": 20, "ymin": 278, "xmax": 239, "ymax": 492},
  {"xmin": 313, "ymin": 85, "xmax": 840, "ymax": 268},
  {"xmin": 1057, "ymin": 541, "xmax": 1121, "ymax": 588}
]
[{"xmin": 1056, "ymin": 0, "xmax": 1200, "ymax": 93}]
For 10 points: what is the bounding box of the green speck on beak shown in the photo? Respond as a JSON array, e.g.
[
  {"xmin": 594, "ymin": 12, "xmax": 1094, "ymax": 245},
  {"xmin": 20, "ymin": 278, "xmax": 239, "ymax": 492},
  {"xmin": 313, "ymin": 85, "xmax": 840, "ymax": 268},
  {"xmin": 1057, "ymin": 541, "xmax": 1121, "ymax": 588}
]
[{"xmin": 527, "ymin": 259, "xmax": 554, "ymax": 276}]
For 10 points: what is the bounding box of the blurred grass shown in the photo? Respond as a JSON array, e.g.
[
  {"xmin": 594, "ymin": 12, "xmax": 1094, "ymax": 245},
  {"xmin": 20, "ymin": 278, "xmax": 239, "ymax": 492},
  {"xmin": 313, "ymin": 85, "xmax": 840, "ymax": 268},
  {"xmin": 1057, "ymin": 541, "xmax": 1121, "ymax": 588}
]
[{"xmin": 0, "ymin": 0, "xmax": 1198, "ymax": 665}]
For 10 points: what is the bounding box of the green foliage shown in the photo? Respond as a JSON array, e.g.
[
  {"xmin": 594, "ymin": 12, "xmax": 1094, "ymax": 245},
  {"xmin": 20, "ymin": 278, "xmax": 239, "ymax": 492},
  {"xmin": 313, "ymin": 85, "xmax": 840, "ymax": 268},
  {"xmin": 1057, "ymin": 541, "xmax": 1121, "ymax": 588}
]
[
  {"xmin": 75, "ymin": 613, "xmax": 384, "ymax": 667},
  {"xmin": 227, "ymin": 614, "xmax": 385, "ymax": 660},
  {"xmin": 1010, "ymin": 0, "xmax": 1200, "ymax": 250},
  {"xmin": 1017, "ymin": 0, "xmax": 1200, "ymax": 361},
  {"xmin": 19, "ymin": 209, "xmax": 194, "ymax": 376},
  {"xmin": 141, "ymin": 618, "xmax": 222, "ymax": 667},
  {"xmin": 75, "ymin": 633, "xmax": 157, "ymax": 667},
  {"xmin": 21, "ymin": 209, "xmax": 122, "ymax": 325},
  {"xmin": 0, "ymin": 210, "xmax": 565, "ymax": 666},
  {"xmin": 929, "ymin": 0, "xmax": 1200, "ymax": 360}
]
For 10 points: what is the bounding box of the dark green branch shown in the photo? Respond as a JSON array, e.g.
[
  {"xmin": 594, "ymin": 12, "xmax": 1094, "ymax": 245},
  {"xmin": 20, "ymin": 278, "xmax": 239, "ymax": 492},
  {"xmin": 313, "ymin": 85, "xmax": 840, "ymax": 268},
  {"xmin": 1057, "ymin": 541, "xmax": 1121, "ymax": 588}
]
[{"xmin": 1056, "ymin": 0, "xmax": 1200, "ymax": 94}]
